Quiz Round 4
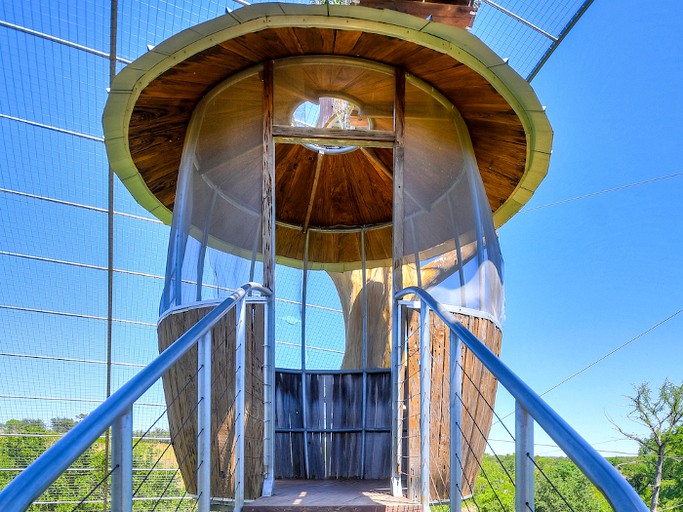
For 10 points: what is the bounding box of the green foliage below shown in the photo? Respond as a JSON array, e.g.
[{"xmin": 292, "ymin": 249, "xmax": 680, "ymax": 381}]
[
  {"xmin": 615, "ymin": 426, "xmax": 683, "ymax": 511},
  {"xmin": 3, "ymin": 417, "xmax": 682, "ymax": 511},
  {"xmin": 468, "ymin": 454, "xmax": 612, "ymax": 512},
  {"xmin": 0, "ymin": 418, "xmax": 193, "ymax": 511}
]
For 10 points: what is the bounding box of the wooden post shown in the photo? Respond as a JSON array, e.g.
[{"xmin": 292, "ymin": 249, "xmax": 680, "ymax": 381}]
[
  {"xmin": 391, "ymin": 67, "xmax": 405, "ymax": 497},
  {"xmin": 392, "ymin": 67, "xmax": 405, "ymax": 295},
  {"xmin": 261, "ymin": 60, "xmax": 277, "ymax": 497},
  {"xmin": 262, "ymin": 60, "xmax": 275, "ymax": 290}
]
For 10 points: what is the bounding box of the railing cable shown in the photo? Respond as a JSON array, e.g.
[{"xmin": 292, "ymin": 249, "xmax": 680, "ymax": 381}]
[
  {"xmin": 150, "ymin": 467, "xmax": 183, "ymax": 512},
  {"xmin": 459, "ymin": 359, "xmax": 516, "ymax": 442},
  {"xmin": 133, "ymin": 396, "xmax": 201, "ymax": 498},
  {"xmin": 529, "ymin": 454, "xmax": 577, "ymax": 512},
  {"xmin": 456, "ymin": 409, "xmax": 510, "ymax": 511},
  {"xmin": 456, "ymin": 371, "xmax": 515, "ymax": 487},
  {"xmin": 69, "ymin": 465, "xmax": 117, "ymax": 511}
]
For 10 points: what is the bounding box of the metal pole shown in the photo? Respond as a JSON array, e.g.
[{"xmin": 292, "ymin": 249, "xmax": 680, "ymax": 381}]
[
  {"xmin": 419, "ymin": 300, "xmax": 431, "ymax": 512},
  {"xmin": 110, "ymin": 408, "xmax": 132, "ymax": 512},
  {"xmin": 262, "ymin": 297, "xmax": 275, "ymax": 496},
  {"xmin": 235, "ymin": 300, "xmax": 247, "ymax": 512},
  {"xmin": 450, "ymin": 330, "xmax": 463, "ymax": 512},
  {"xmin": 390, "ymin": 299, "xmax": 402, "ymax": 497},
  {"xmin": 360, "ymin": 228, "xmax": 368, "ymax": 478},
  {"xmin": 515, "ymin": 401, "xmax": 534, "ymax": 512},
  {"xmin": 197, "ymin": 331, "xmax": 212, "ymax": 512}
]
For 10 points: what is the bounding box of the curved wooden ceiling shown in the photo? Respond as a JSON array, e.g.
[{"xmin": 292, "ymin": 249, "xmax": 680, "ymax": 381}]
[
  {"xmin": 124, "ymin": 28, "xmax": 541, "ymax": 214},
  {"xmin": 104, "ymin": 6, "xmax": 552, "ymax": 267}
]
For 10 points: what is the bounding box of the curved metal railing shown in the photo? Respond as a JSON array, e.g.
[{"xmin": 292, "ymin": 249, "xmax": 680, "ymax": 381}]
[
  {"xmin": 0, "ymin": 282, "xmax": 272, "ymax": 512},
  {"xmin": 392, "ymin": 286, "xmax": 647, "ymax": 512}
]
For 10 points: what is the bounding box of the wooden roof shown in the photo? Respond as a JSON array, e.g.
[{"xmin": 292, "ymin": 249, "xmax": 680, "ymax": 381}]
[{"xmin": 104, "ymin": 4, "xmax": 552, "ymax": 266}]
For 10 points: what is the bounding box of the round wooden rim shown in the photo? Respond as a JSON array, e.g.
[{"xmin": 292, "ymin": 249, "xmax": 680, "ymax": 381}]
[{"xmin": 103, "ymin": 4, "xmax": 552, "ymax": 229}]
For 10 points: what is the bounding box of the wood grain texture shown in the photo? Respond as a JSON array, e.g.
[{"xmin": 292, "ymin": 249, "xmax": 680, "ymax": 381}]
[
  {"xmin": 359, "ymin": 0, "xmax": 476, "ymax": 29},
  {"xmin": 127, "ymin": 26, "xmax": 527, "ymax": 232},
  {"xmin": 243, "ymin": 478, "xmax": 421, "ymax": 511},
  {"xmin": 275, "ymin": 371, "xmax": 391, "ymax": 480},
  {"xmin": 157, "ymin": 304, "xmax": 265, "ymax": 500},
  {"xmin": 403, "ymin": 311, "xmax": 502, "ymax": 501}
]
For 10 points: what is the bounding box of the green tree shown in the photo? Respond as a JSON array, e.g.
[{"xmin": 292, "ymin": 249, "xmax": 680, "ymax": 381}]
[
  {"xmin": 50, "ymin": 417, "xmax": 77, "ymax": 433},
  {"xmin": 534, "ymin": 457, "xmax": 611, "ymax": 512},
  {"xmin": 613, "ymin": 379, "xmax": 683, "ymax": 512},
  {"xmin": 470, "ymin": 454, "xmax": 611, "ymax": 511}
]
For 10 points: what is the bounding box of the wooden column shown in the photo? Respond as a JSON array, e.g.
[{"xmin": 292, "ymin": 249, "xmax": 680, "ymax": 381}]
[
  {"xmin": 391, "ymin": 68, "xmax": 405, "ymax": 497},
  {"xmin": 261, "ymin": 60, "xmax": 277, "ymax": 497},
  {"xmin": 392, "ymin": 68, "xmax": 405, "ymax": 294},
  {"xmin": 262, "ymin": 60, "xmax": 275, "ymax": 290}
]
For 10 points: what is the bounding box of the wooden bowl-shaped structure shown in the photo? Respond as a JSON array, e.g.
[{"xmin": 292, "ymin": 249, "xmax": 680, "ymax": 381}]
[
  {"xmin": 103, "ymin": 2, "xmax": 551, "ymax": 504},
  {"xmin": 104, "ymin": 5, "xmax": 551, "ymax": 266}
]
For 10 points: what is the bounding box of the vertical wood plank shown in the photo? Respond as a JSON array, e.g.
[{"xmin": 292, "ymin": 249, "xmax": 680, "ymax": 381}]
[
  {"xmin": 392, "ymin": 67, "xmax": 405, "ymax": 294},
  {"xmin": 262, "ymin": 60, "xmax": 275, "ymax": 290}
]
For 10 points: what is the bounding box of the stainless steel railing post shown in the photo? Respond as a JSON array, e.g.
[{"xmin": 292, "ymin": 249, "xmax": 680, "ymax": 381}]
[
  {"xmin": 111, "ymin": 408, "xmax": 133, "ymax": 512},
  {"xmin": 197, "ymin": 331, "xmax": 212, "ymax": 512},
  {"xmin": 450, "ymin": 330, "xmax": 463, "ymax": 512},
  {"xmin": 234, "ymin": 298, "xmax": 247, "ymax": 512},
  {"xmin": 419, "ymin": 300, "xmax": 431, "ymax": 512},
  {"xmin": 515, "ymin": 401, "xmax": 535, "ymax": 512}
]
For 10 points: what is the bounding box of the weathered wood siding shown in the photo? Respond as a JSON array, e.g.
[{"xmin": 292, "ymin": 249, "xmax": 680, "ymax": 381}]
[
  {"xmin": 275, "ymin": 371, "xmax": 392, "ymax": 480},
  {"xmin": 404, "ymin": 311, "xmax": 502, "ymax": 501},
  {"xmin": 157, "ymin": 304, "xmax": 265, "ymax": 499}
]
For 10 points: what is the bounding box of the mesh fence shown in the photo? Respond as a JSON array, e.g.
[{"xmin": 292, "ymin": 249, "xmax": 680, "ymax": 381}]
[{"xmin": 0, "ymin": 0, "xmax": 590, "ymax": 507}]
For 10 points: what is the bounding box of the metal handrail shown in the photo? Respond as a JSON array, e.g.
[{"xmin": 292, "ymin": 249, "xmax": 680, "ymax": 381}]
[
  {"xmin": 395, "ymin": 286, "xmax": 647, "ymax": 512},
  {"xmin": 0, "ymin": 282, "xmax": 271, "ymax": 512}
]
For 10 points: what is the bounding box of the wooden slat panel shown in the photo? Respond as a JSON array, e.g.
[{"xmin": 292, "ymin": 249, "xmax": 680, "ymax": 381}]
[
  {"xmin": 157, "ymin": 304, "xmax": 266, "ymax": 499},
  {"xmin": 404, "ymin": 311, "xmax": 502, "ymax": 500}
]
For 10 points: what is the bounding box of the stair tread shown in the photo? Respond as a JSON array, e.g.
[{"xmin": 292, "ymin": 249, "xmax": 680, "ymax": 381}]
[{"xmin": 242, "ymin": 479, "xmax": 421, "ymax": 511}]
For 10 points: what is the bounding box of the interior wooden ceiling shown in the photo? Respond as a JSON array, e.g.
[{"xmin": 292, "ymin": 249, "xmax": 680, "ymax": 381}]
[{"xmin": 128, "ymin": 26, "xmax": 527, "ymax": 223}]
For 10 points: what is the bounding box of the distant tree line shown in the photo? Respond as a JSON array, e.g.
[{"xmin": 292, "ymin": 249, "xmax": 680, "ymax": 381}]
[
  {"xmin": 2, "ymin": 378, "xmax": 682, "ymax": 512},
  {"xmin": 471, "ymin": 379, "xmax": 683, "ymax": 512},
  {"xmin": 0, "ymin": 417, "xmax": 192, "ymax": 511}
]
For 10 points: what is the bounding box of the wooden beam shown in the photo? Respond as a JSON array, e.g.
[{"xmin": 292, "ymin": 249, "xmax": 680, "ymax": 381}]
[
  {"xmin": 272, "ymin": 125, "xmax": 394, "ymax": 148},
  {"xmin": 392, "ymin": 68, "xmax": 405, "ymax": 293},
  {"xmin": 360, "ymin": 147, "xmax": 392, "ymax": 181},
  {"xmin": 302, "ymin": 152, "xmax": 324, "ymax": 234},
  {"xmin": 262, "ymin": 60, "xmax": 275, "ymax": 290}
]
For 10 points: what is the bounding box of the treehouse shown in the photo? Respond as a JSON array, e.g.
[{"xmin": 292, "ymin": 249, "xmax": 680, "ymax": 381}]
[{"xmin": 103, "ymin": 1, "xmax": 551, "ymax": 508}]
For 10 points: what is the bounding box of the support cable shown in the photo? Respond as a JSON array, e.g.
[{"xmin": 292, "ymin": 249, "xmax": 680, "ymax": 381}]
[
  {"xmin": 0, "ymin": 19, "xmax": 131, "ymax": 64},
  {"xmin": 69, "ymin": 465, "xmax": 117, "ymax": 512},
  {"xmin": 529, "ymin": 455, "xmax": 577, "ymax": 512},
  {"xmin": 454, "ymin": 373, "xmax": 515, "ymax": 487},
  {"xmin": 521, "ymin": 172, "xmax": 683, "ymax": 213},
  {"xmin": 495, "ymin": 306, "xmax": 683, "ymax": 426}
]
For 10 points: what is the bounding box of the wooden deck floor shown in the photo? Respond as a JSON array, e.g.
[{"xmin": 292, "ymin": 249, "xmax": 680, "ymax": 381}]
[{"xmin": 242, "ymin": 480, "xmax": 421, "ymax": 511}]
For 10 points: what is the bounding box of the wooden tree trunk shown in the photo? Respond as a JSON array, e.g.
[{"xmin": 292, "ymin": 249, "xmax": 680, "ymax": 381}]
[{"xmin": 328, "ymin": 243, "xmax": 500, "ymax": 498}]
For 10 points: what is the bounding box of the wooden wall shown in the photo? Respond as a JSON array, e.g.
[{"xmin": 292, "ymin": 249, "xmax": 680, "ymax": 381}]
[
  {"xmin": 157, "ymin": 304, "xmax": 265, "ymax": 500},
  {"xmin": 274, "ymin": 370, "xmax": 392, "ymax": 480},
  {"xmin": 157, "ymin": 303, "xmax": 500, "ymax": 503},
  {"xmin": 403, "ymin": 311, "xmax": 503, "ymax": 501}
]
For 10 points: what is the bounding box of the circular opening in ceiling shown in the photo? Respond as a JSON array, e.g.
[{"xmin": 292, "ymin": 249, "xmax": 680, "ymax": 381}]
[{"xmin": 291, "ymin": 96, "xmax": 371, "ymax": 154}]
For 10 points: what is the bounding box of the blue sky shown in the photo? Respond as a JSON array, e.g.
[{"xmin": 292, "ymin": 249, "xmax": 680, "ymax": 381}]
[{"xmin": 490, "ymin": 0, "xmax": 683, "ymax": 456}]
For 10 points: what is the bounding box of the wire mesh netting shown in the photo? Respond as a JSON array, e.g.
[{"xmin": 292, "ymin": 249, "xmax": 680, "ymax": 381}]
[{"xmin": 1, "ymin": 0, "xmax": 591, "ymax": 508}]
